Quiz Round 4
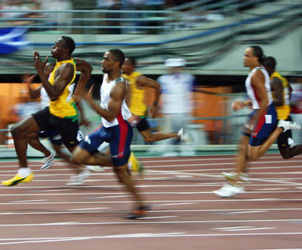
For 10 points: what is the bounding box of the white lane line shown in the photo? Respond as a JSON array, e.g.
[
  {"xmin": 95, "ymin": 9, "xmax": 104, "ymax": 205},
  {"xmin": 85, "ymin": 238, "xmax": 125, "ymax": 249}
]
[
  {"xmin": 212, "ymin": 226, "xmax": 275, "ymax": 231},
  {"xmin": 161, "ymin": 203, "xmax": 197, "ymax": 206},
  {"xmin": 1, "ymin": 207, "xmax": 302, "ymax": 216},
  {"xmin": 0, "ymin": 198, "xmax": 296, "ymax": 206},
  {"xmin": 255, "ymin": 188, "xmax": 288, "ymax": 191},
  {"xmin": 1, "ymin": 182, "xmax": 302, "ymax": 190},
  {"xmin": 1, "ymin": 218, "xmax": 302, "ymax": 227},
  {"xmin": 229, "ymin": 211, "xmax": 268, "ymax": 214},
  {"xmin": 4, "ymin": 197, "xmax": 302, "ymax": 206},
  {"xmin": 3, "ymin": 159, "xmax": 302, "ymax": 170},
  {"xmin": 0, "ymin": 189, "xmax": 295, "ymax": 197},
  {"xmin": 1, "ymin": 231, "xmax": 302, "ymax": 245},
  {"xmin": 11, "ymin": 199, "xmax": 48, "ymax": 203},
  {"xmin": 69, "ymin": 207, "xmax": 109, "ymax": 211}
]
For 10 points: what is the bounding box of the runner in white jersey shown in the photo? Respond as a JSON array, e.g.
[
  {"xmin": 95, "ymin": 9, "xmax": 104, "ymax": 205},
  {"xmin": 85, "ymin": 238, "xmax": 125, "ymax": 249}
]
[
  {"xmin": 72, "ymin": 49, "xmax": 147, "ymax": 219},
  {"xmin": 245, "ymin": 66, "xmax": 272, "ymax": 109},
  {"xmin": 213, "ymin": 46, "xmax": 301, "ymax": 198},
  {"xmin": 100, "ymin": 74, "xmax": 131, "ymax": 128}
]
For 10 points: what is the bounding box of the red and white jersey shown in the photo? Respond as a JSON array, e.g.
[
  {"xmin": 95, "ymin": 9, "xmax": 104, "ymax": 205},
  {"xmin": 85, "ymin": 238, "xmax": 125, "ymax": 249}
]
[
  {"xmin": 245, "ymin": 66, "xmax": 272, "ymax": 109},
  {"xmin": 100, "ymin": 74, "xmax": 131, "ymax": 128}
]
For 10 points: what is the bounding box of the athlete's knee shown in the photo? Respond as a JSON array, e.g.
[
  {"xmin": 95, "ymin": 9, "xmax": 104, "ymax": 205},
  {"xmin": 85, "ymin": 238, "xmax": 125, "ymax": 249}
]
[
  {"xmin": 246, "ymin": 152, "xmax": 260, "ymax": 161},
  {"xmin": 71, "ymin": 148, "xmax": 84, "ymax": 165},
  {"xmin": 11, "ymin": 123, "xmax": 26, "ymax": 139}
]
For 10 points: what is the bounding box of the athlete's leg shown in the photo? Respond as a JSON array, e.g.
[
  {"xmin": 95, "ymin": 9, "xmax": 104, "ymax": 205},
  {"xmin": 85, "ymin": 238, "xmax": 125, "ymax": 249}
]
[
  {"xmin": 11, "ymin": 116, "xmax": 41, "ymax": 168},
  {"xmin": 247, "ymin": 127, "xmax": 284, "ymax": 161},
  {"xmin": 279, "ymin": 145, "xmax": 302, "ymax": 159},
  {"xmin": 234, "ymin": 134, "xmax": 250, "ymax": 175},
  {"xmin": 140, "ymin": 129, "xmax": 179, "ymax": 142},
  {"xmin": 72, "ymin": 146, "xmax": 113, "ymax": 167},
  {"xmin": 113, "ymin": 163, "xmax": 144, "ymax": 208},
  {"xmin": 27, "ymin": 132, "xmax": 51, "ymax": 157}
]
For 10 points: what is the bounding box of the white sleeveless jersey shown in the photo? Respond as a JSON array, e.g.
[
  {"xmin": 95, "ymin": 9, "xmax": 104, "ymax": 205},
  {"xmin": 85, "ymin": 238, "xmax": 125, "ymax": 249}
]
[
  {"xmin": 245, "ymin": 66, "xmax": 272, "ymax": 109},
  {"xmin": 100, "ymin": 74, "xmax": 131, "ymax": 128}
]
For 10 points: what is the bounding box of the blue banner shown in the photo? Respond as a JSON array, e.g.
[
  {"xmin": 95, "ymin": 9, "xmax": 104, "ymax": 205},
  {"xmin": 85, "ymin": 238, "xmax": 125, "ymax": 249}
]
[{"xmin": 0, "ymin": 27, "xmax": 29, "ymax": 55}]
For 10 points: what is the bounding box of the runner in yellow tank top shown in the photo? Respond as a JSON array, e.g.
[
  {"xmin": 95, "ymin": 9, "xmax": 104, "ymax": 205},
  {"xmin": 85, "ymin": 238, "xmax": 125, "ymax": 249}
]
[
  {"xmin": 263, "ymin": 56, "xmax": 302, "ymax": 159},
  {"xmin": 270, "ymin": 71, "xmax": 290, "ymax": 120},
  {"xmin": 122, "ymin": 57, "xmax": 189, "ymax": 143},
  {"xmin": 121, "ymin": 57, "xmax": 192, "ymax": 176},
  {"xmin": 122, "ymin": 71, "xmax": 148, "ymax": 117},
  {"xmin": 2, "ymin": 36, "xmax": 90, "ymax": 187},
  {"xmin": 48, "ymin": 58, "xmax": 78, "ymax": 119}
]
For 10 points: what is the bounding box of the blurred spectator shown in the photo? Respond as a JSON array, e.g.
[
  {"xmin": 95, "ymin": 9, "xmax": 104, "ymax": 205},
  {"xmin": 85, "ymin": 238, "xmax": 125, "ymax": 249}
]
[
  {"xmin": 39, "ymin": 0, "xmax": 72, "ymax": 30},
  {"xmin": 2, "ymin": 0, "xmax": 43, "ymax": 26},
  {"xmin": 157, "ymin": 58, "xmax": 195, "ymax": 156},
  {"xmin": 96, "ymin": 0, "xmax": 122, "ymax": 34},
  {"xmin": 97, "ymin": 0, "xmax": 115, "ymax": 8}
]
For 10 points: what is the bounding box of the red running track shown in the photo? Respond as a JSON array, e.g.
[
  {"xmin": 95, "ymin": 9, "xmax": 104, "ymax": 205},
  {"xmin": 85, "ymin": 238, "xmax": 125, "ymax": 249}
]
[{"xmin": 0, "ymin": 154, "xmax": 302, "ymax": 250}]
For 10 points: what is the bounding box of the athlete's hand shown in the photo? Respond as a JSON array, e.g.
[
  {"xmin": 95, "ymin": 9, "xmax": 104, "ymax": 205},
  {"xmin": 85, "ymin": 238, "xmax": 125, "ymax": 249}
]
[
  {"xmin": 82, "ymin": 85, "xmax": 94, "ymax": 102},
  {"xmin": 80, "ymin": 117, "xmax": 91, "ymax": 127},
  {"xmin": 232, "ymin": 101, "xmax": 245, "ymax": 111},
  {"xmin": 22, "ymin": 74, "xmax": 36, "ymax": 84},
  {"xmin": 33, "ymin": 51, "xmax": 48, "ymax": 72}
]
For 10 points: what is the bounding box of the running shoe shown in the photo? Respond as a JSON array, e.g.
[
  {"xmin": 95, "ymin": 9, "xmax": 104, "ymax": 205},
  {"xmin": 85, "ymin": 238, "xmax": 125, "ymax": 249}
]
[
  {"xmin": 178, "ymin": 128, "xmax": 193, "ymax": 143},
  {"xmin": 278, "ymin": 120, "xmax": 301, "ymax": 132},
  {"xmin": 86, "ymin": 165, "xmax": 105, "ymax": 172},
  {"xmin": 125, "ymin": 205, "xmax": 150, "ymax": 219},
  {"xmin": 67, "ymin": 169, "xmax": 90, "ymax": 186},
  {"xmin": 129, "ymin": 152, "xmax": 146, "ymax": 179},
  {"xmin": 213, "ymin": 183, "xmax": 245, "ymax": 198},
  {"xmin": 222, "ymin": 172, "xmax": 249, "ymax": 182},
  {"xmin": 2, "ymin": 173, "xmax": 34, "ymax": 186},
  {"xmin": 41, "ymin": 150, "xmax": 56, "ymax": 170}
]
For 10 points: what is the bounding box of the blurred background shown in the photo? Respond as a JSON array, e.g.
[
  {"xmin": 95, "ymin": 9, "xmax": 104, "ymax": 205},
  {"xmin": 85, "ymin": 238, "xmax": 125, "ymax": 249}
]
[{"xmin": 0, "ymin": 0, "xmax": 302, "ymax": 157}]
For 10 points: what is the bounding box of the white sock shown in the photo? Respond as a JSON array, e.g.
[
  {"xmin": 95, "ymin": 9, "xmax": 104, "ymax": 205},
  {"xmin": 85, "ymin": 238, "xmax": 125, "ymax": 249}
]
[{"xmin": 18, "ymin": 168, "xmax": 31, "ymax": 177}]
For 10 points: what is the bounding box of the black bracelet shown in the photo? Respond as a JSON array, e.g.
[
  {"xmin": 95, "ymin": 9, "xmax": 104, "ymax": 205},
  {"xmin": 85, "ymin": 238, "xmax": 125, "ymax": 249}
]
[{"xmin": 153, "ymin": 101, "xmax": 158, "ymax": 105}]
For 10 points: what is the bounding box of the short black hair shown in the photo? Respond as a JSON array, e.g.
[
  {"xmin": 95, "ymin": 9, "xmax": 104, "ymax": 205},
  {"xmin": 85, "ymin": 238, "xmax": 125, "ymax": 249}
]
[
  {"xmin": 263, "ymin": 56, "xmax": 276, "ymax": 70},
  {"xmin": 250, "ymin": 45, "xmax": 265, "ymax": 64},
  {"xmin": 61, "ymin": 36, "xmax": 75, "ymax": 55},
  {"xmin": 108, "ymin": 49, "xmax": 125, "ymax": 67},
  {"xmin": 126, "ymin": 57, "xmax": 136, "ymax": 67}
]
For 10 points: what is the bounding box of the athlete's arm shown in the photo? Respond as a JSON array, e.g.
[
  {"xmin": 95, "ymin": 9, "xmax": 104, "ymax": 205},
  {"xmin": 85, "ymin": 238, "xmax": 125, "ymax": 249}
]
[
  {"xmin": 232, "ymin": 100, "xmax": 252, "ymax": 111},
  {"xmin": 76, "ymin": 101, "xmax": 90, "ymax": 127},
  {"xmin": 136, "ymin": 75, "xmax": 160, "ymax": 117},
  {"xmin": 82, "ymin": 81, "xmax": 126, "ymax": 122},
  {"xmin": 136, "ymin": 75, "xmax": 161, "ymax": 104},
  {"xmin": 33, "ymin": 51, "xmax": 75, "ymax": 101},
  {"xmin": 270, "ymin": 76, "xmax": 284, "ymax": 106},
  {"xmin": 73, "ymin": 58, "xmax": 93, "ymax": 102},
  {"xmin": 23, "ymin": 74, "xmax": 41, "ymax": 99}
]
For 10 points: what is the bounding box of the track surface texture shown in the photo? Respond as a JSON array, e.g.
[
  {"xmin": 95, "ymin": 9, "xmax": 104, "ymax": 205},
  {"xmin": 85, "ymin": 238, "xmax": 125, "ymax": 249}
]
[{"xmin": 1, "ymin": 154, "xmax": 302, "ymax": 250}]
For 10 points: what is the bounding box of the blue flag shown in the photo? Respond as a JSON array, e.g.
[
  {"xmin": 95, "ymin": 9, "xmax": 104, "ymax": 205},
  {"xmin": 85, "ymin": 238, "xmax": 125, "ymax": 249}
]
[{"xmin": 0, "ymin": 27, "xmax": 29, "ymax": 55}]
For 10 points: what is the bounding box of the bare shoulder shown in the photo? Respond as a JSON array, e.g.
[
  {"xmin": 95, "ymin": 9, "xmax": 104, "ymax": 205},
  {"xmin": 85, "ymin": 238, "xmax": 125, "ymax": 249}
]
[
  {"xmin": 111, "ymin": 79, "xmax": 127, "ymax": 99},
  {"xmin": 251, "ymin": 68, "xmax": 265, "ymax": 83}
]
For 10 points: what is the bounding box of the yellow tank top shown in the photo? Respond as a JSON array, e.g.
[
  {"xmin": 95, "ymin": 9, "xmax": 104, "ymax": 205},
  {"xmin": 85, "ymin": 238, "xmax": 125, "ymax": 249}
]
[
  {"xmin": 48, "ymin": 58, "xmax": 77, "ymax": 119},
  {"xmin": 271, "ymin": 71, "xmax": 290, "ymax": 120},
  {"xmin": 122, "ymin": 71, "xmax": 148, "ymax": 117}
]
